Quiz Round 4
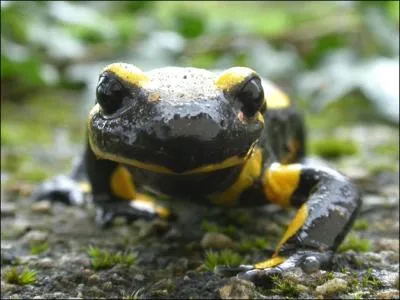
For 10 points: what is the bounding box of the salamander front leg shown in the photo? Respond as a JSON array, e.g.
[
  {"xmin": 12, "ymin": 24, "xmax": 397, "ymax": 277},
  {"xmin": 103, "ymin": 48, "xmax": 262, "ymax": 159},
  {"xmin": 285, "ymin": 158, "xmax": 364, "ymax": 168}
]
[{"xmin": 234, "ymin": 162, "xmax": 361, "ymax": 286}]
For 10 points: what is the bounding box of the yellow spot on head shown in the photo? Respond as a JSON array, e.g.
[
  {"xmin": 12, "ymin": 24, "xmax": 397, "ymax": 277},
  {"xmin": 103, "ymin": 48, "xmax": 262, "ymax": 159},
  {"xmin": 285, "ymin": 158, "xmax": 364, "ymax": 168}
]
[
  {"xmin": 103, "ymin": 63, "xmax": 149, "ymax": 87},
  {"xmin": 275, "ymin": 204, "xmax": 308, "ymax": 254},
  {"xmin": 264, "ymin": 162, "xmax": 301, "ymax": 208},
  {"xmin": 215, "ymin": 67, "xmax": 256, "ymax": 91}
]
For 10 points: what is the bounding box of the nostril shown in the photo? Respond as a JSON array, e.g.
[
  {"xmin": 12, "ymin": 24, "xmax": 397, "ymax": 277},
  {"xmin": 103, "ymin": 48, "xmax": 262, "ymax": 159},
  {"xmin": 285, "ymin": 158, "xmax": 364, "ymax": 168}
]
[{"xmin": 220, "ymin": 120, "xmax": 226, "ymax": 127}]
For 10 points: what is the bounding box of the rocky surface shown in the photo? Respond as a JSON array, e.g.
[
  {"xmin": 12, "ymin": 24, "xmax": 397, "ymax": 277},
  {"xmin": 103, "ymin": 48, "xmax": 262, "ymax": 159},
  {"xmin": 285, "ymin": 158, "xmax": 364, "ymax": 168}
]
[{"xmin": 1, "ymin": 124, "xmax": 399, "ymax": 299}]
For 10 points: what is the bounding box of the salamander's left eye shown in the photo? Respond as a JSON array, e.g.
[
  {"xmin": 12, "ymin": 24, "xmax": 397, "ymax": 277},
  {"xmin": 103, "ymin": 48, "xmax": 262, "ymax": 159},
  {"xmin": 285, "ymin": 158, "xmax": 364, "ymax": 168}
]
[{"xmin": 236, "ymin": 77, "xmax": 264, "ymax": 118}]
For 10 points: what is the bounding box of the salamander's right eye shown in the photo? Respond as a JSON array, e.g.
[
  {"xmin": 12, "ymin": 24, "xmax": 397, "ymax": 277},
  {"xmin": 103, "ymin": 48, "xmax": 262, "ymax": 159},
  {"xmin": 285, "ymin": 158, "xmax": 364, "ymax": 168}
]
[
  {"xmin": 235, "ymin": 76, "xmax": 265, "ymax": 118},
  {"xmin": 96, "ymin": 73, "xmax": 126, "ymax": 115}
]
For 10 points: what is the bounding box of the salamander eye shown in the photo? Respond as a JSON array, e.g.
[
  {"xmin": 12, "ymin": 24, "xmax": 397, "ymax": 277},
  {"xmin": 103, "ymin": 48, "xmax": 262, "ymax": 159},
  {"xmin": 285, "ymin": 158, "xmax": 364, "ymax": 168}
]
[
  {"xmin": 236, "ymin": 77, "xmax": 264, "ymax": 118},
  {"xmin": 96, "ymin": 74, "xmax": 126, "ymax": 115}
]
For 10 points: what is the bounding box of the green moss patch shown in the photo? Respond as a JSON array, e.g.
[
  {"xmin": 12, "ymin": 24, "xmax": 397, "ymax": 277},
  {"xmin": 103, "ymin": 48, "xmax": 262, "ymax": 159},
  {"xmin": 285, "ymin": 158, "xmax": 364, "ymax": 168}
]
[
  {"xmin": 201, "ymin": 220, "xmax": 237, "ymax": 237},
  {"xmin": 353, "ymin": 219, "xmax": 369, "ymax": 231},
  {"xmin": 270, "ymin": 275, "xmax": 300, "ymax": 297},
  {"xmin": 237, "ymin": 236, "xmax": 269, "ymax": 252},
  {"xmin": 361, "ymin": 268, "xmax": 383, "ymax": 289},
  {"xmin": 310, "ymin": 138, "xmax": 358, "ymax": 159},
  {"xmin": 30, "ymin": 242, "xmax": 49, "ymax": 255},
  {"xmin": 338, "ymin": 234, "xmax": 371, "ymax": 253},
  {"xmin": 3, "ymin": 267, "xmax": 37, "ymax": 285},
  {"xmin": 204, "ymin": 249, "xmax": 245, "ymax": 270},
  {"xmin": 87, "ymin": 246, "xmax": 137, "ymax": 270}
]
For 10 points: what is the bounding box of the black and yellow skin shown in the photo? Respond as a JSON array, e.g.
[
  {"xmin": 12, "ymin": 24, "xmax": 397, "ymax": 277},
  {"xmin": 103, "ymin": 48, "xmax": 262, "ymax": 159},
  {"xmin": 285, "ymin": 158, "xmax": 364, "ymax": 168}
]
[{"xmin": 33, "ymin": 63, "xmax": 361, "ymax": 285}]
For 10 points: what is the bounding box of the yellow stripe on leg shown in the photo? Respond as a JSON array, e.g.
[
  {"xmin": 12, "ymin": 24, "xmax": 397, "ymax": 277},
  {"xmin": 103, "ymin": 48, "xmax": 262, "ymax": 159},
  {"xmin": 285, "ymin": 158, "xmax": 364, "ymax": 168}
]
[
  {"xmin": 254, "ymin": 256, "xmax": 286, "ymax": 269},
  {"xmin": 263, "ymin": 163, "xmax": 301, "ymax": 207},
  {"xmin": 275, "ymin": 204, "xmax": 308, "ymax": 254},
  {"xmin": 78, "ymin": 181, "xmax": 92, "ymax": 193},
  {"xmin": 111, "ymin": 165, "xmax": 136, "ymax": 200},
  {"xmin": 132, "ymin": 193, "xmax": 171, "ymax": 219}
]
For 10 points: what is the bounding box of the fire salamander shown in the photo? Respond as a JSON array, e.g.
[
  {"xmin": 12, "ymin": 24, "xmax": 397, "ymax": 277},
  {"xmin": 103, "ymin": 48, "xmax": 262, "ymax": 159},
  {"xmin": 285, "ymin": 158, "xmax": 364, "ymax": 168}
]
[{"xmin": 33, "ymin": 63, "xmax": 361, "ymax": 285}]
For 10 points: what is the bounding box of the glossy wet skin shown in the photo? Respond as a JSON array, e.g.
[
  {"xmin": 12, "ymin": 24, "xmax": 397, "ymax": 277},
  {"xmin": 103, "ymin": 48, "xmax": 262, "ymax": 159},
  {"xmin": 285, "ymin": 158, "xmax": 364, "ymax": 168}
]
[
  {"xmin": 34, "ymin": 63, "xmax": 362, "ymax": 285},
  {"xmin": 88, "ymin": 65, "xmax": 265, "ymax": 174}
]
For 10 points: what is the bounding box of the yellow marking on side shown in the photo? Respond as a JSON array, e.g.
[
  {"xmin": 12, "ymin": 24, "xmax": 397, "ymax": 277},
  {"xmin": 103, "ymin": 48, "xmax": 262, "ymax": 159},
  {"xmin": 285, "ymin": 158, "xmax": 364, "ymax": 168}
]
[
  {"xmin": 214, "ymin": 67, "xmax": 256, "ymax": 91},
  {"xmin": 266, "ymin": 87, "xmax": 290, "ymax": 109},
  {"xmin": 78, "ymin": 181, "xmax": 92, "ymax": 193},
  {"xmin": 208, "ymin": 147, "xmax": 262, "ymax": 206},
  {"xmin": 185, "ymin": 155, "xmax": 247, "ymax": 175},
  {"xmin": 110, "ymin": 165, "xmax": 136, "ymax": 200},
  {"xmin": 254, "ymin": 256, "xmax": 286, "ymax": 269},
  {"xmin": 103, "ymin": 63, "xmax": 149, "ymax": 87},
  {"xmin": 275, "ymin": 204, "xmax": 308, "ymax": 254},
  {"xmin": 264, "ymin": 162, "xmax": 301, "ymax": 208},
  {"xmin": 133, "ymin": 193, "xmax": 171, "ymax": 219}
]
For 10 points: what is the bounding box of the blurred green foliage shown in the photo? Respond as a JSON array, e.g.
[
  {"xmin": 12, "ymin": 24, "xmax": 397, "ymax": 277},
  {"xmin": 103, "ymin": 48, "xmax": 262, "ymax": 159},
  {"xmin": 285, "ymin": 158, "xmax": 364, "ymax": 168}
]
[
  {"xmin": 1, "ymin": 1, "xmax": 398, "ymax": 100},
  {"xmin": 1, "ymin": 1, "xmax": 398, "ymax": 183}
]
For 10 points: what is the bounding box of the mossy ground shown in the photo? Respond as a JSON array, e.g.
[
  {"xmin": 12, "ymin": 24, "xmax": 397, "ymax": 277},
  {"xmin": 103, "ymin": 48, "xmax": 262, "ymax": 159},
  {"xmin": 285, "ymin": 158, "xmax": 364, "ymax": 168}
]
[{"xmin": 1, "ymin": 92, "xmax": 399, "ymax": 299}]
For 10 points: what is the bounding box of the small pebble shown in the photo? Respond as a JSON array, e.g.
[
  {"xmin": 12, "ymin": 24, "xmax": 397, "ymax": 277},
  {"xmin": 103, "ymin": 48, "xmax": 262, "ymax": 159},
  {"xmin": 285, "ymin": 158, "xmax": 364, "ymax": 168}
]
[
  {"xmin": 201, "ymin": 232, "xmax": 234, "ymax": 249},
  {"xmin": 102, "ymin": 281, "xmax": 112, "ymax": 291},
  {"xmin": 88, "ymin": 274, "xmax": 100, "ymax": 285},
  {"xmin": 31, "ymin": 200, "xmax": 52, "ymax": 214},
  {"xmin": 164, "ymin": 228, "xmax": 182, "ymax": 240},
  {"xmin": 375, "ymin": 289, "xmax": 399, "ymax": 299},
  {"xmin": 296, "ymin": 284, "xmax": 309, "ymax": 293},
  {"xmin": 316, "ymin": 278, "xmax": 348, "ymax": 295},
  {"xmin": 88, "ymin": 286, "xmax": 105, "ymax": 297},
  {"xmin": 134, "ymin": 274, "xmax": 145, "ymax": 281},
  {"xmin": 36, "ymin": 257, "xmax": 56, "ymax": 269},
  {"xmin": 1, "ymin": 202, "xmax": 16, "ymax": 217},
  {"xmin": 22, "ymin": 230, "xmax": 48, "ymax": 244},
  {"xmin": 1, "ymin": 282, "xmax": 17, "ymax": 293},
  {"xmin": 134, "ymin": 219, "xmax": 169, "ymax": 238},
  {"xmin": 53, "ymin": 292, "xmax": 65, "ymax": 298},
  {"xmin": 374, "ymin": 238, "xmax": 399, "ymax": 252},
  {"xmin": 376, "ymin": 270, "xmax": 399, "ymax": 288},
  {"xmin": 219, "ymin": 277, "xmax": 255, "ymax": 299},
  {"xmin": 82, "ymin": 268, "xmax": 94, "ymax": 278}
]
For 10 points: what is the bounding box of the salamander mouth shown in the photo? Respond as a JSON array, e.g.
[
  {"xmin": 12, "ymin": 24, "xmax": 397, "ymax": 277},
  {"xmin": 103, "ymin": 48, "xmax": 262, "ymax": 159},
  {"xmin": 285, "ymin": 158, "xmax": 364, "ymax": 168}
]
[
  {"xmin": 88, "ymin": 101, "xmax": 263, "ymax": 174},
  {"xmin": 89, "ymin": 135, "xmax": 258, "ymax": 175}
]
